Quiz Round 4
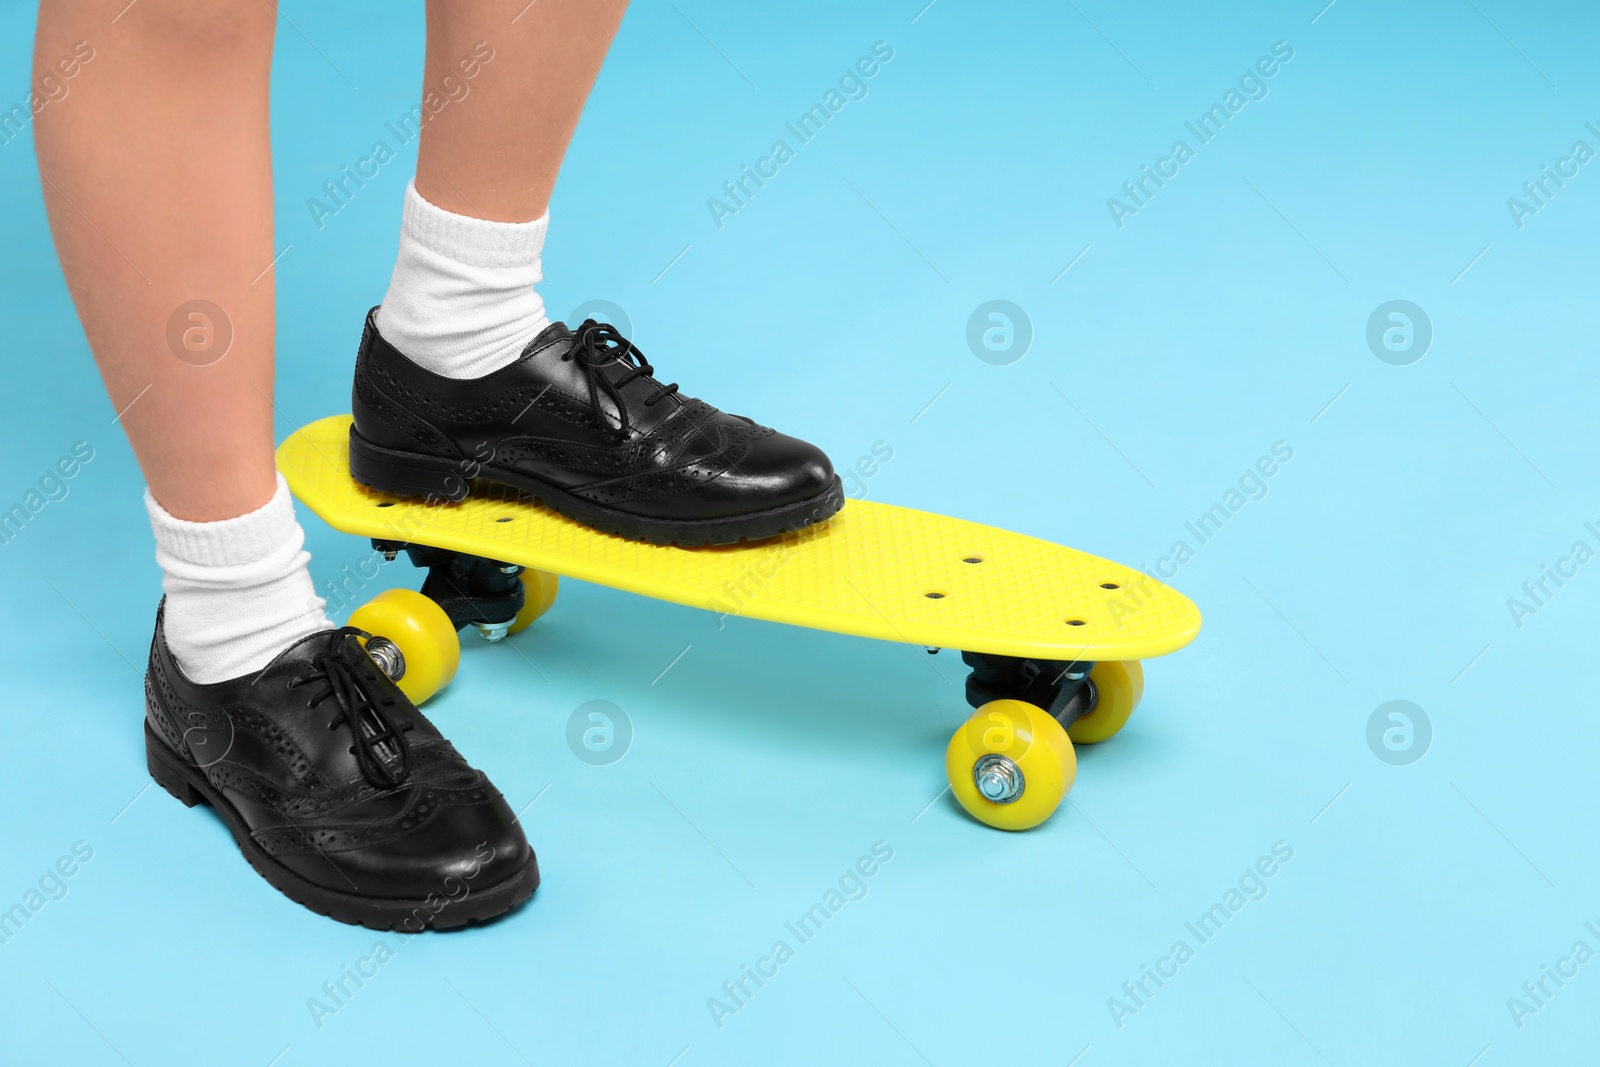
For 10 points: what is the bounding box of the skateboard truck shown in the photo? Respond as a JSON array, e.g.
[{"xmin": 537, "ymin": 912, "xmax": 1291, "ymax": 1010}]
[
  {"xmin": 371, "ymin": 540, "xmax": 526, "ymax": 641},
  {"xmin": 961, "ymin": 651, "xmax": 1098, "ymax": 729}
]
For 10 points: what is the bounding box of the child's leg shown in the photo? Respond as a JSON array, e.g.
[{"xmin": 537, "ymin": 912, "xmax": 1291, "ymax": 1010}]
[
  {"xmin": 35, "ymin": 3, "xmax": 537, "ymax": 928},
  {"xmin": 35, "ymin": 0, "xmax": 327, "ymax": 681},
  {"xmin": 414, "ymin": 0, "xmax": 630, "ymax": 222},
  {"xmin": 35, "ymin": 0, "xmax": 279, "ymax": 523},
  {"xmin": 376, "ymin": 0, "xmax": 628, "ymax": 376},
  {"xmin": 363, "ymin": 0, "xmax": 842, "ymax": 544}
]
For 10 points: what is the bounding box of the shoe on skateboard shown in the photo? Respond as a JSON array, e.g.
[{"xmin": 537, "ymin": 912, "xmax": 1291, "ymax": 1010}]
[{"xmin": 349, "ymin": 310, "xmax": 845, "ymax": 546}]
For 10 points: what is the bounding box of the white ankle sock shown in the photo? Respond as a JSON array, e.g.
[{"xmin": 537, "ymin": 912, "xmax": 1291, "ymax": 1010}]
[
  {"xmin": 376, "ymin": 180, "xmax": 553, "ymax": 379},
  {"xmin": 146, "ymin": 474, "xmax": 332, "ymax": 683}
]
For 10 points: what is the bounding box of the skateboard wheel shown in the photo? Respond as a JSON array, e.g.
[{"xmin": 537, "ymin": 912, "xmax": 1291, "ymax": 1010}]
[
  {"xmin": 1067, "ymin": 660, "xmax": 1145, "ymax": 745},
  {"xmin": 507, "ymin": 570, "xmax": 559, "ymax": 635},
  {"xmin": 945, "ymin": 699, "xmax": 1076, "ymax": 831},
  {"xmin": 349, "ymin": 588, "xmax": 460, "ymax": 705}
]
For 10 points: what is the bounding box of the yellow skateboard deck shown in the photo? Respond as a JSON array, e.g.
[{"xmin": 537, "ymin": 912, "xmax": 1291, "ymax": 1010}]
[{"xmin": 278, "ymin": 415, "xmax": 1200, "ymax": 662}]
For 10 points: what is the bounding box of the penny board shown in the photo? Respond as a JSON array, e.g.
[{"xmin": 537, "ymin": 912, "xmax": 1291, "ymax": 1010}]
[{"xmin": 278, "ymin": 415, "xmax": 1202, "ymax": 662}]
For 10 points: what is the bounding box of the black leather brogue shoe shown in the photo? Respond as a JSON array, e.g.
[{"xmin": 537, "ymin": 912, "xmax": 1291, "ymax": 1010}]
[
  {"xmin": 143, "ymin": 604, "xmax": 537, "ymax": 930},
  {"xmin": 349, "ymin": 311, "xmax": 844, "ymax": 545}
]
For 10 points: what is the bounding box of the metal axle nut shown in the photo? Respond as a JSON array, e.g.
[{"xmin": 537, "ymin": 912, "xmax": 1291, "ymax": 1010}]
[
  {"xmin": 366, "ymin": 637, "xmax": 406, "ymax": 681},
  {"xmin": 972, "ymin": 754, "xmax": 1025, "ymax": 804}
]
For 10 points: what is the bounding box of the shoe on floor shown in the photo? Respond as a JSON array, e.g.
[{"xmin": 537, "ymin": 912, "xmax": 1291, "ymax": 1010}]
[
  {"xmin": 143, "ymin": 602, "xmax": 537, "ymax": 930},
  {"xmin": 349, "ymin": 310, "xmax": 845, "ymax": 545}
]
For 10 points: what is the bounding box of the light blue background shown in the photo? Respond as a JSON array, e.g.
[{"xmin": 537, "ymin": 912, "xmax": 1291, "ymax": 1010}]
[{"xmin": 2, "ymin": 1, "xmax": 1597, "ymax": 1064}]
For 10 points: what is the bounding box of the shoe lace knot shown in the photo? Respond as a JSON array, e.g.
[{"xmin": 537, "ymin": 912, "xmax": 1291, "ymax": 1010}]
[
  {"xmin": 288, "ymin": 631, "xmax": 415, "ymax": 789},
  {"xmin": 561, "ymin": 319, "xmax": 680, "ymax": 441}
]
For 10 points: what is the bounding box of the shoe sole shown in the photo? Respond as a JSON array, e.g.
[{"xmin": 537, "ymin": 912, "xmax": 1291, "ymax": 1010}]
[
  {"xmin": 144, "ymin": 722, "xmax": 538, "ymax": 931},
  {"xmin": 348, "ymin": 426, "xmax": 846, "ymax": 547}
]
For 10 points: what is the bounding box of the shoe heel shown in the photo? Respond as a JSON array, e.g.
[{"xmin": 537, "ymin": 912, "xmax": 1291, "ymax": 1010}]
[
  {"xmin": 145, "ymin": 727, "xmax": 206, "ymax": 808},
  {"xmin": 348, "ymin": 427, "xmax": 470, "ymax": 503}
]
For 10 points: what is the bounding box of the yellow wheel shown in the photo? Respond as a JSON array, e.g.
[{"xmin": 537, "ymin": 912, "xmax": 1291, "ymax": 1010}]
[
  {"xmin": 507, "ymin": 569, "xmax": 559, "ymax": 635},
  {"xmin": 945, "ymin": 699, "xmax": 1077, "ymax": 831},
  {"xmin": 1067, "ymin": 660, "xmax": 1145, "ymax": 745},
  {"xmin": 349, "ymin": 588, "xmax": 460, "ymax": 705}
]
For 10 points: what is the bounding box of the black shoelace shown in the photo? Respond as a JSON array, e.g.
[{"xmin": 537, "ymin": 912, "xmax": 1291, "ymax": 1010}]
[
  {"xmin": 561, "ymin": 319, "xmax": 680, "ymax": 442},
  {"xmin": 288, "ymin": 632, "xmax": 414, "ymax": 789}
]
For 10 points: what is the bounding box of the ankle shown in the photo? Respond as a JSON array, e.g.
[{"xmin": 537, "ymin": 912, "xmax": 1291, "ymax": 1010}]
[
  {"xmin": 376, "ymin": 180, "xmax": 552, "ymax": 380},
  {"xmin": 146, "ymin": 474, "xmax": 331, "ymax": 683}
]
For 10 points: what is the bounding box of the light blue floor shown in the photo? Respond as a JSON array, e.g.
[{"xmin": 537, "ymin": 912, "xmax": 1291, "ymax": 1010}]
[{"xmin": 3, "ymin": 1, "xmax": 1598, "ymax": 1063}]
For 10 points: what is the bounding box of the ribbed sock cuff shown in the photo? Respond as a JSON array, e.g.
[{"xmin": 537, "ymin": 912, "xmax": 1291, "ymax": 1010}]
[
  {"xmin": 402, "ymin": 179, "xmax": 550, "ymax": 270},
  {"xmin": 144, "ymin": 473, "xmax": 298, "ymax": 567}
]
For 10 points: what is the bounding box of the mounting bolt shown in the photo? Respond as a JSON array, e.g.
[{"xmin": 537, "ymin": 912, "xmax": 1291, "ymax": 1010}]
[
  {"xmin": 498, "ymin": 564, "xmax": 521, "ymax": 575},
  {"xmin": 972, "ymin": 754, "xmax": 1025, "ymax": 804},
  {"xmin": 381, "ymin": 549, "xmax": 398, "ymax": 562}
]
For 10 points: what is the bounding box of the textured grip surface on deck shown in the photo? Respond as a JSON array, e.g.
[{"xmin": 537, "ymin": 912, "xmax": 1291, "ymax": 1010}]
[{"xmin": 278, "ymin": 416, "xmax": 1202, "ymax": 660}]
